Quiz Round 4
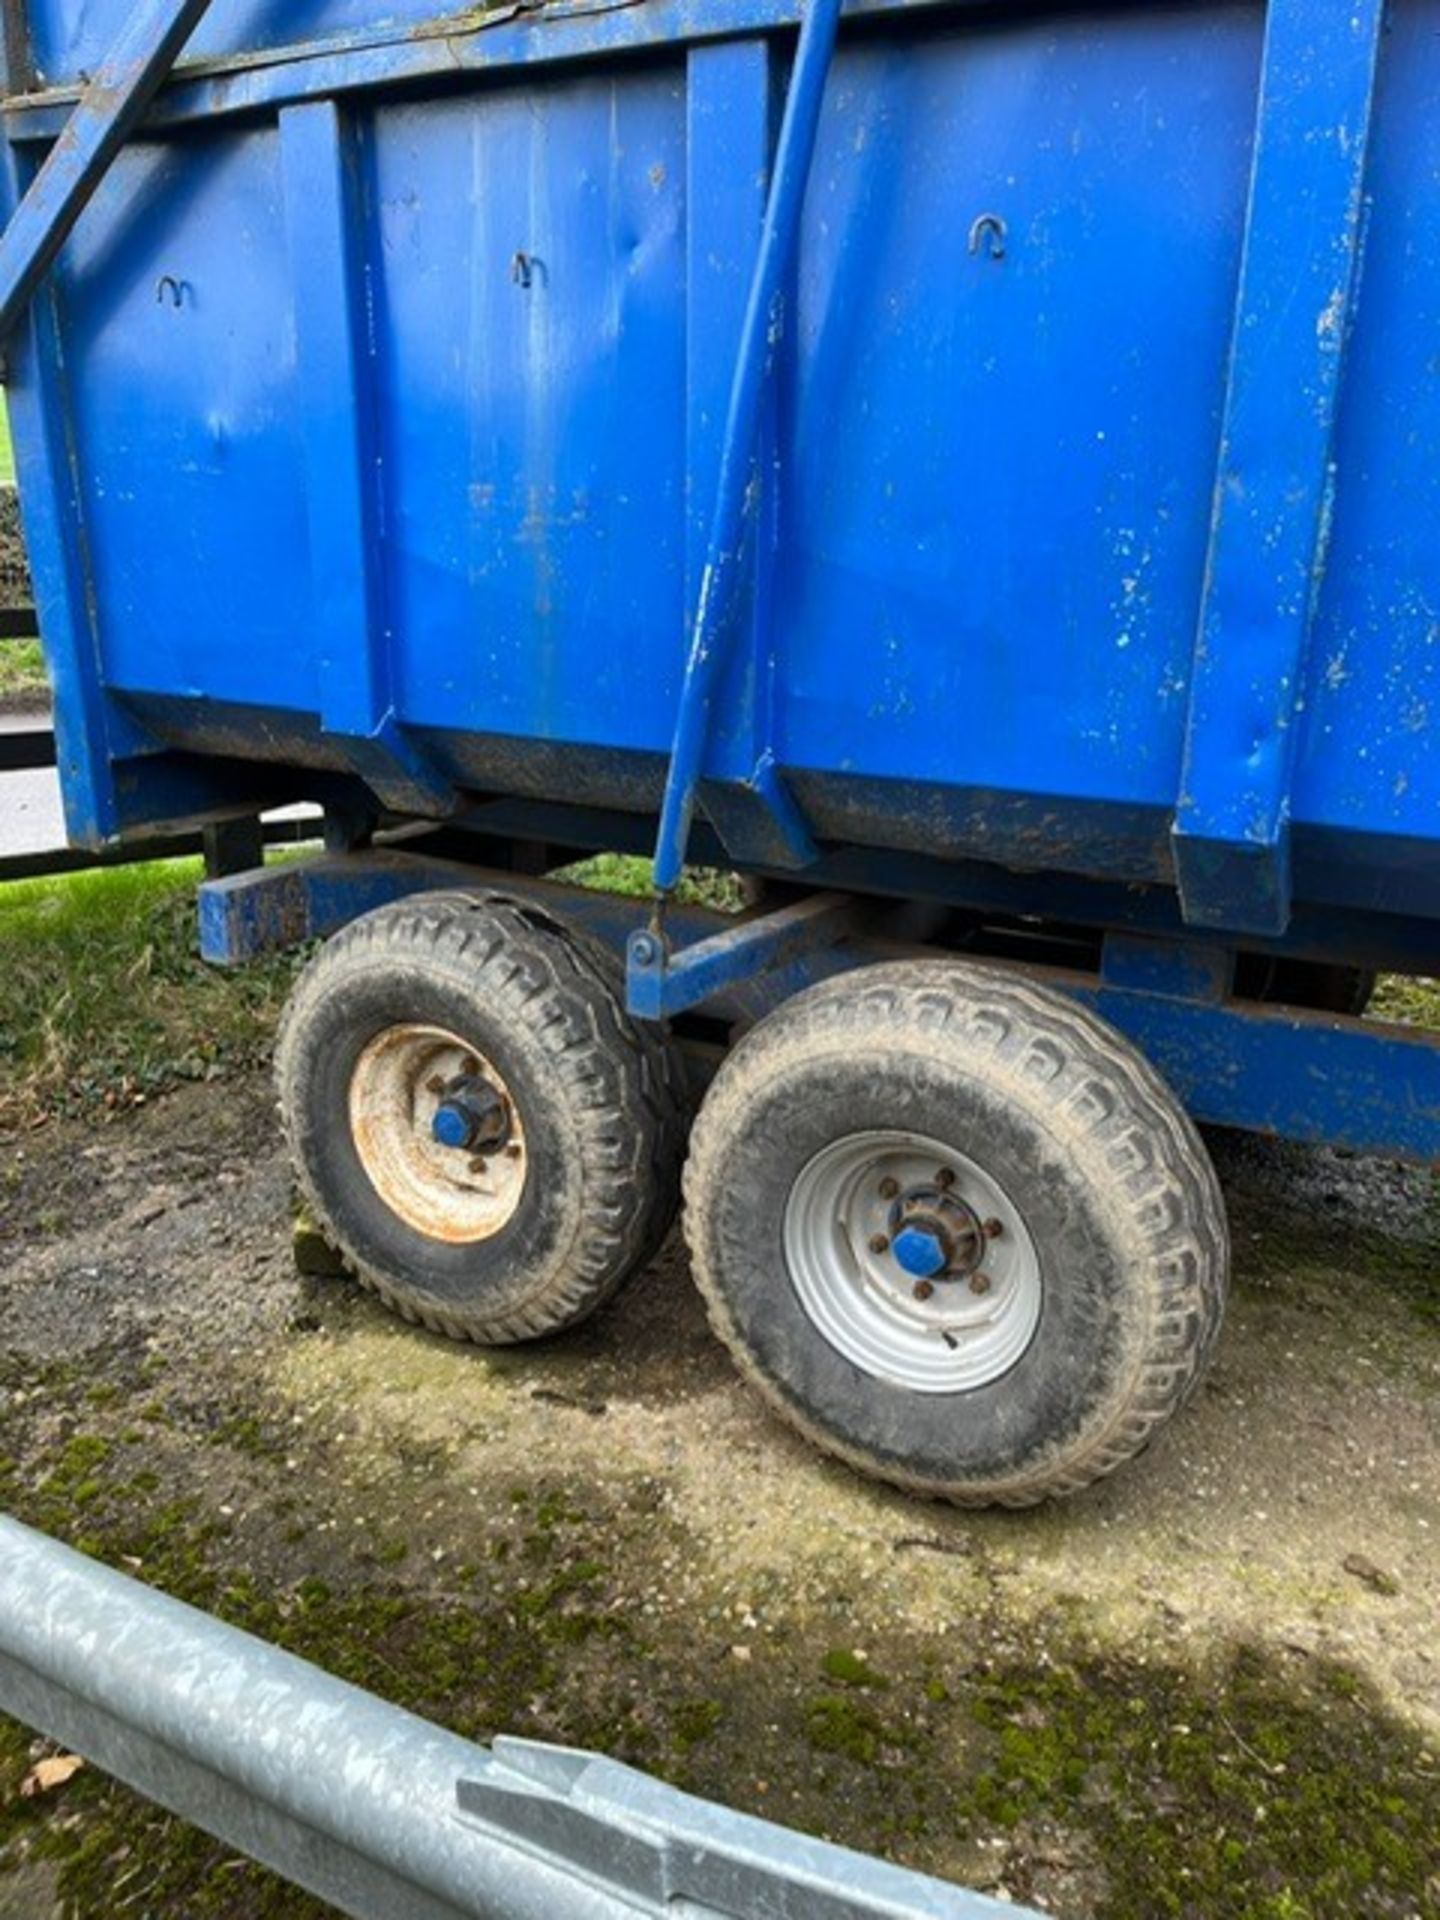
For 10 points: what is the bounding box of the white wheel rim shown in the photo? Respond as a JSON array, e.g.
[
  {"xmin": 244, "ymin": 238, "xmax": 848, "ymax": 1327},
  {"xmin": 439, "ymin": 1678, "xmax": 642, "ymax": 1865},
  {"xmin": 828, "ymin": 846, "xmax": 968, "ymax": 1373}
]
[
  {"xmin": 782, "ymin": 1129, "xmax": 1042, "ymax": 1394},
  {"xmin": 348, "ymin": 1024, "xmax": 527, "ymax": 1244}
]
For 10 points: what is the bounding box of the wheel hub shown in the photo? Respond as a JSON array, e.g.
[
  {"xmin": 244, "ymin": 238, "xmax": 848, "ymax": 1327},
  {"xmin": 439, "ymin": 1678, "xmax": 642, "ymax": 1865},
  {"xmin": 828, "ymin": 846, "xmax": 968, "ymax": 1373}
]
[
  {"xmin": 887, "ymin": 1185, "xmax": 986, "ymax": 1279},
  {"xmin": 349, "ymin": 1025, "xmax": 527, "ymax": 1244},
  {"xmin": 431, "ymin": 1071, "xmax": 512, "ymax": 1155},
  {"xmin": 783, "ymin": 1130, "xmax": 1042, "ymax": 1394}
]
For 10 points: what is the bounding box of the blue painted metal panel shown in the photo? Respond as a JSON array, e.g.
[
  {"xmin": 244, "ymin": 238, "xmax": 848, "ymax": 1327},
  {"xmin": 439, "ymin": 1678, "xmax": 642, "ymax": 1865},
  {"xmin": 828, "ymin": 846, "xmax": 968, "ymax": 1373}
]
[
  {"xmin": 279, "ymin": 97, "xmax": 455, "ymax": 815},
  {"xmin": 774, "ymin": 8, "xmax": 1262, "ymax": 827},
  {"xmin": 26, "ymin": 0, "xmax": 451, "ymax": 91},
  {"xmin": 10, "ymin": 0, "xmax": 1440, "ymax": 1157},
  {"xmin": 1173, "ymin": 0, "xmax": 1385, "ymax": 937},
  {"xmin": 55, "ymin": 123, "xmax": 316, "ymax": 719},
  {"xmin": 366, "ymin": 74, "xmax": 688, "ymax": 753}
]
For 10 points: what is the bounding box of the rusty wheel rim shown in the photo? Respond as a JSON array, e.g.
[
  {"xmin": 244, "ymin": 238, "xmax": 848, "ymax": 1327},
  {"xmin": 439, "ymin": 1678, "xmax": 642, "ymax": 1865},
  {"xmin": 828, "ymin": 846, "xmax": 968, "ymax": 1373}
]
[{"xmin": 348, "ymin": 1024, "xmax": 527, "ymax": 1244}]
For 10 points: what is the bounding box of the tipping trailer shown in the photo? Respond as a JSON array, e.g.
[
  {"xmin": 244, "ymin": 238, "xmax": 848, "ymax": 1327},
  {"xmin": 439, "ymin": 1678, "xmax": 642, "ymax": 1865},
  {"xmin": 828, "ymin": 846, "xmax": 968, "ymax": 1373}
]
[{"xmin": 1, "ymin": 0, "xmax": 1436, "ymax": 1504}]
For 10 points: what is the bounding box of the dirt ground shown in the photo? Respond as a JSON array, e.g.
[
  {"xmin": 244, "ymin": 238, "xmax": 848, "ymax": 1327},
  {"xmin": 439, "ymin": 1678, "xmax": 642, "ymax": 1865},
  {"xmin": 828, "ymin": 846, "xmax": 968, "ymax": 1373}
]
[{"xmin": 1, "ymin": 1068, "xmax": 1438, "ymax": 1918}]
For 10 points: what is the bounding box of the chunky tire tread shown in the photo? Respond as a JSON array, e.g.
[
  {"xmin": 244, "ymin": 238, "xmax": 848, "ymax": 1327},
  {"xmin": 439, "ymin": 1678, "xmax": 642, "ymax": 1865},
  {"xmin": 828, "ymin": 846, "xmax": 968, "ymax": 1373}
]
[
  {"xmin": 276, "ymin": 889, "xmax": 687, "ymax": 1345},
  {"xmin": 683, "ymin": 960, "xmax": 1229, "ymax": 1507}
]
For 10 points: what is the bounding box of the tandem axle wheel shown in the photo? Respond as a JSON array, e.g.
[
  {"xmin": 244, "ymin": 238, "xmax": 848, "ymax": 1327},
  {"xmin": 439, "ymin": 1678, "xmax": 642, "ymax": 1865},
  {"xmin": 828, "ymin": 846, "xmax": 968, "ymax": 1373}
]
[
  {"xmin": 275, "ymin": 893, "xmax": 1228, "ymax": 1505},
  {"xmin": 683, "ymin": 960, "xmax": 1230, "ymax": 1506},
  {"xmin": 275, "ymin": 891, "xmax": 687, "ymax": 1344}
]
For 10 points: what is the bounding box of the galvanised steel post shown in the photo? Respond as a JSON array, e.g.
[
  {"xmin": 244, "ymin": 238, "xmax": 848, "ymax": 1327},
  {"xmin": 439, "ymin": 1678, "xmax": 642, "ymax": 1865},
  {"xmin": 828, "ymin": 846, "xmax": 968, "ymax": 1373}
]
[{"xmin": 0, "ymin": 1515, "xmax": 1034, "ymax": 1920}]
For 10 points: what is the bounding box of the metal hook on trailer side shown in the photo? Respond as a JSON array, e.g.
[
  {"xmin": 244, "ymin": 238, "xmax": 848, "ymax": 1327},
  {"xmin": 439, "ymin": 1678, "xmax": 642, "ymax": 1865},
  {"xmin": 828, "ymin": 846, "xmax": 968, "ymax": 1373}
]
[{"xmin": 967, "ymin": 212, "xmax": 1007, "ymax": 260}]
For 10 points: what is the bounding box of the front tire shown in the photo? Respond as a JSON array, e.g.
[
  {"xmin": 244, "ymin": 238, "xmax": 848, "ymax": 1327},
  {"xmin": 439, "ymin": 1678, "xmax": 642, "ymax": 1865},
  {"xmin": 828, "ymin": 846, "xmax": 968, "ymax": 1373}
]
[
  {"xmin": 276, "ymin": 890, "xmax": 686, "ymax": 1343},
  {"xmin": 684, "ymin": 962, "xmax": 1228, "ymax": 1506}
]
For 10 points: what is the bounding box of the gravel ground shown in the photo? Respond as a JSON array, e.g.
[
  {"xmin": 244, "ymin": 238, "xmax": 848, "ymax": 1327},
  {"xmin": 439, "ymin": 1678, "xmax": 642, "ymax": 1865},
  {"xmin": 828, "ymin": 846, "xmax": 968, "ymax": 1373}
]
[{"xmin": 0, "ymin": 1071, "xmax": 1437, "ymax": 1918}]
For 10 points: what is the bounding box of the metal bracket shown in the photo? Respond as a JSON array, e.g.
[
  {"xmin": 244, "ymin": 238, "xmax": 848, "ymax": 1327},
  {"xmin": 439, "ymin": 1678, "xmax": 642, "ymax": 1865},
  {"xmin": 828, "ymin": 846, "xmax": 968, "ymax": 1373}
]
[
  {"xmin": 627, "ymin": 890, "xmax": 855, "ymax": 1019},
  {"xmin": 459, "ymin": 1735, "xmax": 1006, "ymax": 1918},
  {"xmin": 0, "ymin": 0, "xmax": 216, "ymax": 349}
]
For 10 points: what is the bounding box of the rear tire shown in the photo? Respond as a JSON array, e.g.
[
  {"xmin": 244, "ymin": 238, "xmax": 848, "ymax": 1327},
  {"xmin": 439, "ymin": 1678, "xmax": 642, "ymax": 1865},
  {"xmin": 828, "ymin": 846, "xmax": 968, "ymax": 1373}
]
[
  {"xmin": 276, "ymin": 890, "xmax": 687, "ymax": 1343},
  {"xmin": 683, "ymin": 961, "xmax": 1228, "ymax": 1506}
]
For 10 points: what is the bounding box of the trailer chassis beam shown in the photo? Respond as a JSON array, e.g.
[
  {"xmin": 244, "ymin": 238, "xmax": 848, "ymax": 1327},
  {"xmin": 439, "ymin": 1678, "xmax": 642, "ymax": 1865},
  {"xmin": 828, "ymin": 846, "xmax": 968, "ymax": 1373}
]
[{"xmin": 201, "ymin": 851, "xmax": 1440, "ymax": 1164}]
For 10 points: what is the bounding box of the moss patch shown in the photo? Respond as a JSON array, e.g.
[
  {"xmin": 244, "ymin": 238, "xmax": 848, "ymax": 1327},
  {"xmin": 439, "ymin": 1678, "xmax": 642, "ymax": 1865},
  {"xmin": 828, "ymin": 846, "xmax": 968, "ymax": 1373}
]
[{"xmin": 1, "ymin": 1352, "xmax": 1437, "ymax": 1920}]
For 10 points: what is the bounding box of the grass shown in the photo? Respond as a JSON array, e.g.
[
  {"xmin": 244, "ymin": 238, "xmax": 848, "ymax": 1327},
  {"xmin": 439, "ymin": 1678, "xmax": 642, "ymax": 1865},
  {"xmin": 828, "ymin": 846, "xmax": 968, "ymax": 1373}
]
[
  {"xmin": 0, "ymin": 391, "xmax": 43, "ymax": 700},
  {"xmin": 0, "ymin": 852, "xmax": 746, "ymax": 1129},
  {"xmin": 0, "ymin": 636, "xmax": 46, "ymax": 700},
  {"xmin": 555, "ymin": 851, "xmax": 746, "ymax": 913},
  {"xmin": 0, "ymin": 859, "xmax": 299, "ymax": 1128},
  {"xmin": 1369, "ymin": 974, "xmax": 1440, "ymax": 1026}
]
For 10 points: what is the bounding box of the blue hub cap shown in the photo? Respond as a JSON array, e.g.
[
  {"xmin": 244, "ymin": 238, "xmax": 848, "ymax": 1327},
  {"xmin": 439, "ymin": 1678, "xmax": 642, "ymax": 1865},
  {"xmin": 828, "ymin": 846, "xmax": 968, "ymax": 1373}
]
[
  {"xmin": 429, "ymin": 1072, "xmax": 510, "ymax": 1155},
  {"xmin": 431, "ymin": 1103, "xmax": 475, "ymax": 1149},
  {"xmin": 891, "ymin": 1222, "xmax": 948, "ymax": 1278}
]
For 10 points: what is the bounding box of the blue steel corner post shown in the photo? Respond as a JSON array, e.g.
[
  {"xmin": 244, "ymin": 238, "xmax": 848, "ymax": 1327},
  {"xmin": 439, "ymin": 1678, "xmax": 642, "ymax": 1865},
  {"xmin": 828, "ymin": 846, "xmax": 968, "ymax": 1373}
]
[{"xmin": 5, "ymin": 0, "xmax": 1440, "ymax": 1511}]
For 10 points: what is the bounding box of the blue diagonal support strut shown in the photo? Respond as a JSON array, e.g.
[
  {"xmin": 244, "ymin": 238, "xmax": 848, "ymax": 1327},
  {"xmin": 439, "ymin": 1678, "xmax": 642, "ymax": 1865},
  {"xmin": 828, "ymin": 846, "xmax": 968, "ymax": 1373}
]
[
  {"xmin": 0, "ymin": 0, "xmax": 216, "ymax": 347},
  {"xmin": 1172, "ymin": 0, "xmax": 1387, "ymax": 937},
  {"xmin": 650, "ymin": 0, "xmax": 843, "ymax": 898}
]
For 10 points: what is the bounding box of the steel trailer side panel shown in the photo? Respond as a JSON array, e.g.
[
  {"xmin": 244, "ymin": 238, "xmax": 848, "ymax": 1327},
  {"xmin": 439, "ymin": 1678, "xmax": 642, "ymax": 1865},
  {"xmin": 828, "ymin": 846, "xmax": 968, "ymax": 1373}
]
[
  {"xmin": 9, "ymin": 0, "xmax": 1440, "ymax": 938},
  {"xmin": 57, "ymin": 125, "xmax": 316, "ymax": 720},
  {"xmin": 370, "ymin": 74, "xmax": 689, "ymax": 750}
]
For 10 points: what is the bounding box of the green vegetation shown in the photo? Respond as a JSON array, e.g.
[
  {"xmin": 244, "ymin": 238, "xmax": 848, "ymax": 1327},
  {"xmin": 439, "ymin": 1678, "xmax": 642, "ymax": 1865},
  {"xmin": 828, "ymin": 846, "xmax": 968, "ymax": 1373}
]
[
  {"xmin": 1370, "ymin": 973, "xmax": 1440, "ymax": 1028},
  {"xmin": 0, "ymin": 859, "xmax": 298, "ymax": 1126},
  {"xmin": 820, "ymin": 1646, "xmax": 890, "ymax": 1689},
  {"xmin": 0, "ymin": 391, "xmax": 13, "ymax": 487},
  {"xmin": 0, "ymin": 636, "xmax": 45, "ymax": 700},
  {"xmin": 2, "ymin": 1344, "xmax": 1438, "ymax": 1920},
  {"xmin": 556, "ymin": 851, "xmax": 746, "ymax": 913}
]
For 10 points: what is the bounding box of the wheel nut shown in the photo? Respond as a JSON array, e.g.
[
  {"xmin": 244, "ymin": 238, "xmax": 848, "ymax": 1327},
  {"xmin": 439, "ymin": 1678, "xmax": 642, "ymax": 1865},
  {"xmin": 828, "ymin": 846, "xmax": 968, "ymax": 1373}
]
[
  {"xmin": 935, "ymin": 1168, "xmax": 955, "ymax": 1189},
  {"xmin": 506, "ymin": 1142, "xmax": 523, "ymax": 1159},
  {"xmin": 912, "ymin": 1280, "xmax": 935, "ymax": 1302},
  {"xmin": 983, "ymin": 1218, "xmax": 1004, "ymax": 1239},
  {"xmin": 868, "ymin": 1234, "xmax": 890, "ymax": 1255},
  {"xmin": 426, "ymin": 1076, "xmax": 446, "ymax": 1095},
  {"xmin": 469, "ymin": 1156, "xmax": 487, "ymax": 1173},
  {"xmin": 878, "ymin": 1177, "xmax": 899, "ymax": 1200},
  {"xmin": 969, "ymin": 1272, "xmax": 992, "ymax": 1296}
]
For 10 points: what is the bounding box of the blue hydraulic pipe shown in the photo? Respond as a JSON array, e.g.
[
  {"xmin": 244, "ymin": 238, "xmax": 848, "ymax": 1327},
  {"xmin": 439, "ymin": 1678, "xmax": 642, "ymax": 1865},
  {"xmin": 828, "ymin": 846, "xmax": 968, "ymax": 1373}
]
[{"xmin": 650, "ymin": 0, "xmax": 845, "ymax": 897}]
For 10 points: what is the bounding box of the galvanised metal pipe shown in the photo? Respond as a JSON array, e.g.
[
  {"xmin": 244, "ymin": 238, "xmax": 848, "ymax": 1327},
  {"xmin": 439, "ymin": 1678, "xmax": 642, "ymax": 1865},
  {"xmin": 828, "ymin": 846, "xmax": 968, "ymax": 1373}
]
[
  {"xmin": 0, "ymin": 1515, "xmax": 1030, "ymax": 1920},
  {"xmin": 651, "ymin": 0, "xmax": 844, "ymax": 896}
]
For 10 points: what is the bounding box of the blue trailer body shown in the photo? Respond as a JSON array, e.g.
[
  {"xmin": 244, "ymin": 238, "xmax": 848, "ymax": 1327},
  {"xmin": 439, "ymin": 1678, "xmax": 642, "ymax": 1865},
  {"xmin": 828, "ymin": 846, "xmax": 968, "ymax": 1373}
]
[{"xmin": 4, "ymin": 0, "xmax": 1440, "ymax": 1151}]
